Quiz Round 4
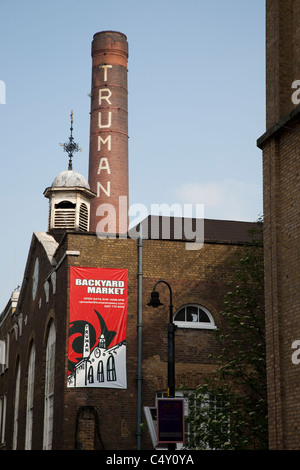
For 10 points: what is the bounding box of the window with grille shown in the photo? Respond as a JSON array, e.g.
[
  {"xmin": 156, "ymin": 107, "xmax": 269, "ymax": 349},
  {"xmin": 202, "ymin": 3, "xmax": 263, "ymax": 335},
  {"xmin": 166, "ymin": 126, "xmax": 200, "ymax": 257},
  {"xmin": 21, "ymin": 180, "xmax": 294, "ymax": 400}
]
[
  {"xmin": 155, "ymin": 390, "xmax": 230, "ymax": 450},
  {"xmin": 185, "ymin": 391, "xmax": 230, "ymax": 450},
  {"xmin": 174, "ymin": 304, "xmax": 216, "ymax": 329},
  {"xmin": 54, "ymin": 200, "xmax": 76, "ymax": 229}
]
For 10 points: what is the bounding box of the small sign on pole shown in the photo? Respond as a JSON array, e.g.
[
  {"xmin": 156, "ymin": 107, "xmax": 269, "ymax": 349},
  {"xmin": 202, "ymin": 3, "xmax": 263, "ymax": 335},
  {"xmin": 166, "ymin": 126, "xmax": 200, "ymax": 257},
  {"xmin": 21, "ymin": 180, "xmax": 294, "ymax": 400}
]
[{"xmin": 157, "ymin": 398, "xmax": 185, "ymax": 445}]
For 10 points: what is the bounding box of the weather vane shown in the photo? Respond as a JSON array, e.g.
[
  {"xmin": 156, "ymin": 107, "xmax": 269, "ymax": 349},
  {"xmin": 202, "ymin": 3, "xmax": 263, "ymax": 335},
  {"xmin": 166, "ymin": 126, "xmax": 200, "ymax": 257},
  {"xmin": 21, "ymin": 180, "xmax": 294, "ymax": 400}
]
[{"xmin": 60, "ymin": 110, "xmax": 82, "ymax": 170}]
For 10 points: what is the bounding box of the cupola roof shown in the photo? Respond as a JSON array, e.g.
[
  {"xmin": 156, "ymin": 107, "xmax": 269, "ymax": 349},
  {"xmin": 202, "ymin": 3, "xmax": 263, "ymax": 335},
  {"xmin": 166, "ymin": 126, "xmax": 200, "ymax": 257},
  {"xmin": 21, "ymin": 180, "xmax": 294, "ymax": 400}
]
[{"xmin": 51, "ymin": 170, "xmax": 90, "ymax": 190}]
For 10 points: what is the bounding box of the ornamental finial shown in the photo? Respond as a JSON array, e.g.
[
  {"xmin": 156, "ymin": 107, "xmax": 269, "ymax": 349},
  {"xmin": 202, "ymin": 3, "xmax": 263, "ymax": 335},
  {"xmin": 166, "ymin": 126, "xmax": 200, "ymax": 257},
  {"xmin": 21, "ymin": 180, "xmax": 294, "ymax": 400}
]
[{"xmin": 59, "ymin": 110, "xmax": 82, "ymax": 170}]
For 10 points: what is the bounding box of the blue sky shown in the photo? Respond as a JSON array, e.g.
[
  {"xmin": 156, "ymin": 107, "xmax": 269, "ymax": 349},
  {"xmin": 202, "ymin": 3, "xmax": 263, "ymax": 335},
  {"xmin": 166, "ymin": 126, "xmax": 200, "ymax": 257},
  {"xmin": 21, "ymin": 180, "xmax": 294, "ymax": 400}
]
[{"xmin": 0, "ymin": 0, "xmax": 265, "ymax": 310}]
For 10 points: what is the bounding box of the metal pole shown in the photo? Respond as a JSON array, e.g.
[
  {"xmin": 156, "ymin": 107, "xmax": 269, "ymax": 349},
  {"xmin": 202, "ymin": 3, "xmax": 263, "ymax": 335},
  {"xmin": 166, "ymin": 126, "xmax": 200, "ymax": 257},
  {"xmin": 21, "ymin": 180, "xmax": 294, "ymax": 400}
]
[
  {"xmin": 137, "ymin": 236, "xmax": 143, "ymax": 450},
  {"xmin": 167, "ymin": 293, "xmax": 176, "ymax": 451},
  {"xmin": 152, "ymin": 280, "xmax": 176, "ymax": 451}
]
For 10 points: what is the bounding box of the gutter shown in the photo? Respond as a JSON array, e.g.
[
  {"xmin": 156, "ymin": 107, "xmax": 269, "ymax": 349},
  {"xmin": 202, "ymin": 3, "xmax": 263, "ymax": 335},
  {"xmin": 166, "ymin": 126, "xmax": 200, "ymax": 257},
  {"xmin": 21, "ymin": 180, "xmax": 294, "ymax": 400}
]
[{"xmin": 137, "ymin": 235, "xmax": 143, "ymax": 450}]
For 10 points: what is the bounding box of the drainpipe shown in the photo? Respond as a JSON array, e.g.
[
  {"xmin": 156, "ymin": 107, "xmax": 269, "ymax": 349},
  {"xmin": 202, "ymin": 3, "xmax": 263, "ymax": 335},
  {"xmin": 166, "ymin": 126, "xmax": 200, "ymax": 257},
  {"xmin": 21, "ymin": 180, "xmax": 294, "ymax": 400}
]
[{"xmin": 137, "ymin": 234, "xmax": 143, "ymax": 449}]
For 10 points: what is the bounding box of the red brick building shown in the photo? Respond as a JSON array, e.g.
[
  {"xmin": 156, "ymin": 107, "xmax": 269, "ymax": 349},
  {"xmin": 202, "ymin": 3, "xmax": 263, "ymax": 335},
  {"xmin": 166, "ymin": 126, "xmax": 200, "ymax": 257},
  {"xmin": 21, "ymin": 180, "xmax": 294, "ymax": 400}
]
[
  {"xmin": 257, "ymin": 0, "xmax": 300, "ymax": 450},
  {"xmin": 0, "ymin": 31, "xmax": 262, "ymax": 450},
  {"xmin": 0, "ymin": 218, "xmax": 259, "ymax": 450}
]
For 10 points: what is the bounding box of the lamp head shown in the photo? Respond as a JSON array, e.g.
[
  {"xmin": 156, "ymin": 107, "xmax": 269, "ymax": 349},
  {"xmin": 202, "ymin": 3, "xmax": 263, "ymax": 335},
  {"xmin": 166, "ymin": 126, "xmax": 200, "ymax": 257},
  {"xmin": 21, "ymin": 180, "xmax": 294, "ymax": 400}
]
[{"xmin": 147, "ymin": 290, "xmax": 163, "ymax": 308}]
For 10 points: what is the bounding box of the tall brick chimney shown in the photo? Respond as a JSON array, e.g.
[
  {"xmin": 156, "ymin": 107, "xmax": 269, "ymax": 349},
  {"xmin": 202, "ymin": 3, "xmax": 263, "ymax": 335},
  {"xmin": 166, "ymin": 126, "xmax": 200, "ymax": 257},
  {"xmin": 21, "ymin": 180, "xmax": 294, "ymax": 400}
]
[{"xmin": 88, "ymin": 31, "xmax": 129, "ymax": 235}]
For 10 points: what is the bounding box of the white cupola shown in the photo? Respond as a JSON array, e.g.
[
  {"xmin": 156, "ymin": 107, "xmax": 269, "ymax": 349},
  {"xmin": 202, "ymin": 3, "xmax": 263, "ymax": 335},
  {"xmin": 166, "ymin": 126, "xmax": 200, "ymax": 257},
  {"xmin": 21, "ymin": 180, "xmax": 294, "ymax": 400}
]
[
  {"xmin": 44, "ymin": 111, "xmax": 96, "ymax": 233},
  {"xmin": 44, "ymin": 170, "xmax": 95, "ymax": 232}
]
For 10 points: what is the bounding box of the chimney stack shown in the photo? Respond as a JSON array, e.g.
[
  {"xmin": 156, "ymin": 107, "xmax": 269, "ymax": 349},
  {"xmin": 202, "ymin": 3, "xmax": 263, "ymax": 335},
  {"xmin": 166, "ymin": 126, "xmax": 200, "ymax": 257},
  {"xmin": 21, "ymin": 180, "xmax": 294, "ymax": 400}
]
[{"xmin": 88, "ymin": 31, "xmax": 129, "ymax": 235}]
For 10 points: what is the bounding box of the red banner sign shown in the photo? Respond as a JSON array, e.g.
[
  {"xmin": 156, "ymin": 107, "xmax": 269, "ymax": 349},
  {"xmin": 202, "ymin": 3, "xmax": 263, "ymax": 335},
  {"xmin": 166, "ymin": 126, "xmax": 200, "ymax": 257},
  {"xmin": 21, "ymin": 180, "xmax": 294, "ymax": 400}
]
[{"xmin": 67, "ymin": 266, "xmax": 128, "ymax": 389}]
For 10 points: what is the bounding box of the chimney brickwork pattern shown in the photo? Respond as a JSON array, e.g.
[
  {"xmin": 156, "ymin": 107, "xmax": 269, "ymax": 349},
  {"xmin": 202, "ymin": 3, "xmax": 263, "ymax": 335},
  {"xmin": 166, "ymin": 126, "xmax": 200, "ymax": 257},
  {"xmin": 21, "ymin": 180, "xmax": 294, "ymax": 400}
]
[{"xmin": 88, "ymin": 31, "xmax": 129, "ymax": 235}]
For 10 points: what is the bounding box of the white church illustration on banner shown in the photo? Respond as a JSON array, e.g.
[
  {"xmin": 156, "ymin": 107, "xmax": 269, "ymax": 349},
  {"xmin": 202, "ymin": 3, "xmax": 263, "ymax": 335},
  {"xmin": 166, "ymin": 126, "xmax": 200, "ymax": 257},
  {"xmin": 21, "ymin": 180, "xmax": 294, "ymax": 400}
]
[{"xmin": 67, "ymin": 320, "xmax": 127, "ymax": 389}]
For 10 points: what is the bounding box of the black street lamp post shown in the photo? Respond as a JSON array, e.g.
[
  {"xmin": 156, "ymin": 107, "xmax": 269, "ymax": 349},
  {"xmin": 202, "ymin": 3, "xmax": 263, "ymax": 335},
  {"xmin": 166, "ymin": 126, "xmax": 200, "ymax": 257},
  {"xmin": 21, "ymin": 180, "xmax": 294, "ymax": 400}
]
[
  {"xmin": 147, "ymin": 279, "xmax": 177, "ymax": 398},
  {"xmin": 148, "ymin": 279, "xmax": 177, "ymax": 450}
]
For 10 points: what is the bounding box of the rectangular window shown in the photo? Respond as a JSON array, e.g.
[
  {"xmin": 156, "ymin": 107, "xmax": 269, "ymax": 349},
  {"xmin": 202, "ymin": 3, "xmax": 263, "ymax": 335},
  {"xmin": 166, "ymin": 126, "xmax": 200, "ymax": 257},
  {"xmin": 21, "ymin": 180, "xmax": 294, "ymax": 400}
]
[
  {"xmin": 0, "ymin": 341, "xmax": 5, "ymax": 374},
  {"xmin": 155, "ymin": 390, "xmax": 230, "ymax": 450},
  {"xmin": 5, "ymin": 334, "xmax": 9, "ymax": 370},
  {"xmin": 185, "ymin": 391, "xmax": 230, "ymax": 449},
  {"xmin": 0, "ymin": 336, "xmax": 9, "ymax": 373}
]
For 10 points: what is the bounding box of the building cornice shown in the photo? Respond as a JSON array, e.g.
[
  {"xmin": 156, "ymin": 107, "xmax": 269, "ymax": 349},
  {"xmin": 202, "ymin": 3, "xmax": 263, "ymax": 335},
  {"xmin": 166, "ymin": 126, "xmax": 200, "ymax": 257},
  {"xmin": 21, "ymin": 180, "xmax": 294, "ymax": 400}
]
[{"xmin": 257, "ymin": 102, "xmax": 300, "ymax": 149}]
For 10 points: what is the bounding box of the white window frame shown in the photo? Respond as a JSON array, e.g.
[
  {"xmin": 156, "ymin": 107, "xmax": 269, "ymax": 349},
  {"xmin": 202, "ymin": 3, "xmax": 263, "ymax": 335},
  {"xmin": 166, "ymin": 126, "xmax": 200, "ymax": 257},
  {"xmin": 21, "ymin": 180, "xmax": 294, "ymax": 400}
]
[
  {"xmin": 0, "ymin": 394, "xmax": 7, "ymax": 445},
  {"xmin": 5, "ymin": 334, "xmax": 9, "ymax": 370},
  {"xmin": 174, "ymin": 304, "xmax": 216, "ymax": 330},
  {"xmin": 0, "ymin": 335, "xmax": 9, "ymax": 374},
  {"xmin": 185, "ymin": 391, "xmax": 230, "ymax": 449},
  {"xmin": 0, "ymin": 340, "xmax": 5, "ymax": 374},
  {"xmin": 12, "ymin": 361, "xmax": 20, "ymax": 449},
  {"xmin": 43, "ymin": 322, "xmax": 56, "ymax": 450},
  {"xmin": 25, "ymin": 343, "xmax": 35, "ymax": 450}
]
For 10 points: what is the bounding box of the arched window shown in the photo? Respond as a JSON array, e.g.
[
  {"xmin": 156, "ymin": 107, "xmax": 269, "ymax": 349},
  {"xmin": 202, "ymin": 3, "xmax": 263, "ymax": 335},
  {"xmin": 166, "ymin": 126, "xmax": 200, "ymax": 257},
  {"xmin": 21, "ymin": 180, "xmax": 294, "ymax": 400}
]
[
  {"xmin": 12, "ymin": 359, "xmax": 20, "ymax": 449},
  {"xmin": 79, "ymin": 203, "xmax": 89, "ymax": 232},
  {"xmin": 174, "ymin": 304, "xmax": 216, "ymax": 329},
  {"xmin": 43, "ymin": 321, "xmax": 56, "ymax": 450},
  {"xmin": 25, "ymin": 343, "xmax": 35, "ymax": 449},
  {"xmin": 54, "ymin": 200, "xmax": 76, "ymax": 229},
  {"xmin": 55, "ymin": 200, "xmax": 76, "ymax": 209}
]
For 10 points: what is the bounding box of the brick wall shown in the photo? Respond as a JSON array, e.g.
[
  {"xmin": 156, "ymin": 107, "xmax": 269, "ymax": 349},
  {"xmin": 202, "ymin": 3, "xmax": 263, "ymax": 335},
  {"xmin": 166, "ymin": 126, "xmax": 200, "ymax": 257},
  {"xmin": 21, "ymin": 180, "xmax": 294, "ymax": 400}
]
[
  {"xmin": 59, "ymin": 233, "xmax": 244, "ymax": 450},
  {"xmin": 259, "ymin": 0, "xmax": 300, "ymax": 450},
  {"xmin": 1, "ymin": 229, "xmax": 258, "ymax": 450}
]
